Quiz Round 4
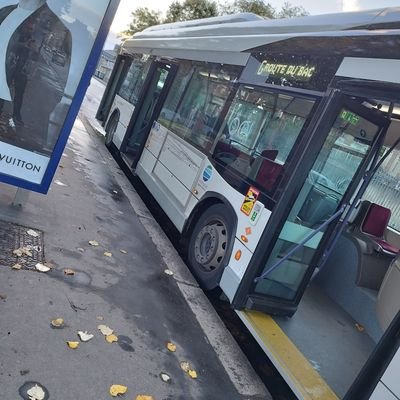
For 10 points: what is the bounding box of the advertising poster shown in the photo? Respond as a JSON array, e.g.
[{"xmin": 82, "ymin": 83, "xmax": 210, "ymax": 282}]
[{"xmin": 0, "ymin": 0, "xmax": 118, "ymax": 191}]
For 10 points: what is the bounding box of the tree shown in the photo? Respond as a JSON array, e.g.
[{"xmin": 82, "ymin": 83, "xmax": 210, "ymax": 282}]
[
  {"xmin": 122, "ymin": 7, "xmax": 162, "ymax": 36},
  {"xmin": 220, "ymin": 0, "xmax": 308, "ymax": 19},
  {"xmin": 278, "ymin": 1, "xmax": 308, "ymax": 18},
  {"xmin": 165, "ymin": 0, "xmax": 218, "ymax": 23},
  {"xmin": 220, "ymin": 0, "xmax": 275, "ymax": 19}
]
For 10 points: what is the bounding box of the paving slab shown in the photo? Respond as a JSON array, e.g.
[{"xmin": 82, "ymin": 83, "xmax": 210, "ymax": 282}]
[{"xmin": 0, "ymin": 113, "xmax": 270, "ymax": 400}]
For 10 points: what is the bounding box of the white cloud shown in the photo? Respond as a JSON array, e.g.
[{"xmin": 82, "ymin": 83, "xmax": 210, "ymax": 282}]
[{"xmin": 342, "ymin": 0, "xmax": 361, "ymax": 11}]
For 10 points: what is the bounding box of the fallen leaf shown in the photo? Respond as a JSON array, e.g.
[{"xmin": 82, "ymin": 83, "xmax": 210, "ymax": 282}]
[
  {"xmin": 160, "ymin": 372, "xmax": 171, "ymax": 383},
  {"xmin": 96, "ymin": 315, "xmax": 104, "ymax": 321},
  {"xmin": 119, "ymin": 249, "xmax": 127, "ymax": 254},
  {"xmin": 51, "ymin": 318, "xmax": 65, "ymax": 328},
  {"xmin": 112, "ymin": 190, "xmax": 118, "ymax": 194},
  {"xmin": 106, "ymin": 334, "xmax": 118, "ymax": 343},
  {"xmin": 355, "ymin": 323, "xmax": 365, "ymax": 332},
  {"xmin": 109, "ymin": 385, "xmax": 128, "ymax": 397},
  {"xmin": 188, "ymin": 369, "xmax": 198, "ymax": 379},
  {"xmin": 36, "ymin": 263, "xmax": 50, "ymax": 273},
  {"xmin": 167, "ymin": 342, "xmax": 177, "ymax": 352},
  {"xmin": 98, "ymin": 324, "xmax": 113, "ymax": 336},
  {"xmin": 13, "ymin": 248, "xmax": 23, "ymax": 257},
  {"xmin": 180, "ymin": 361, "xmax": 190, "ymax": 373},
  {"xmin": 11, "ymin": 263, "xmax": 22, "ymax": 270},
  {"xmin": 23, "ymin": 248, "xmax": 33, "ymax": 257},
  {"xmin": 164, "ymin": 269, "xmax": 174, "ymax": 276},
  {"xmin": 104, "ymin": 252, "xmax": 112, "ymax": 257},
  {"xmin": 27, "ymin": 384, "xmax": 45, "ymax": 400},
  {"xmin": 66, "ymin": 341, "xmax": 79, "ymax": 349},
  {"xmin": 136, "ymin": 396, "xmax": 154, "ymax": 400},
  {"xmin": 64, "ymin": 268, "xmax": 76, "ymax": 276},
  {"xmin": 27, "ymin": 229, "xmax": 39, "ymax": 238},
  {"xmin": 89, "ymin": 240, "xmax": 99, "ymax": 247},
  {"xmin": 78, "ymin": 331, "xmax": 94, "ymax": 342}
]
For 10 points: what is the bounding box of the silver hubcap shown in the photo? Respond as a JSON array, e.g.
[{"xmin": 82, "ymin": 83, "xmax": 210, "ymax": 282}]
[{"xmin": 194, "ymin": 221, "xmax": 227, "ymax": 272}]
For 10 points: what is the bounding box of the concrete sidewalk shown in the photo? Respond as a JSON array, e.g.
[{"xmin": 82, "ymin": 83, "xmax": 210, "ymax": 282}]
[{"xmin": 0, "ymin": 114, "xmax": 270, "ymax": 399}]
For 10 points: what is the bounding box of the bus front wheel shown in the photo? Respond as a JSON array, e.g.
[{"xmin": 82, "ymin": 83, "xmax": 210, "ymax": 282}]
[
  {"xmin": 187, "ymin": 204, "xmax": 233, "ymax": 290},
  {"xmin": 105, "ymin": 112, "xmax": 119, "ymax": 147}
]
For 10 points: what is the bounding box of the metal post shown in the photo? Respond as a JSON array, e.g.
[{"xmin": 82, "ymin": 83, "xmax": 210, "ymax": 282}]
[{"xmin": 12, "ymin": 188, "xmax": 30, "ymax": 208}]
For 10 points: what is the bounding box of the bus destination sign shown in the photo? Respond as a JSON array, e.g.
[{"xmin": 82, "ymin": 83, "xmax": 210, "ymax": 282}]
[{"xmin": 257, "ymin": 61, "xmax": 316, "ymax": 82}]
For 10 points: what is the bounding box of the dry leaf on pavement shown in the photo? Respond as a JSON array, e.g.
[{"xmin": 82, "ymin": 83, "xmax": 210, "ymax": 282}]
[
  {"xmin": 13, "ymin": 248, "xmax": 23, "ymax": 257},
  {"xmin": 51, "ymin": 318, "xmax": 65, "ymax": 328},
  {"xmin": 66, "ymin": 341, "xmax": 80, "ymax": 349},
  {"xmin": 188, "ymin": 369, "xmax": 198, "ymax": 379},
  {"xmin": 109, "ymin": 384, "xmax": 128, "ymax": 397},
  {"xmin": 78, "ymin": 331, "xmax": 94, "ymax": 342},
  {"xmin": 136, "ymin": 395, "xmax": 154, "ymax": 400},
  {"xmin": 89, "ymin": 240, "xmax": 99, "ymax": 247},
  {"xmin": 36, "ymin": 263, "xmax": 50, "ymax": 273},
  {"xmin": 104, "ymin": 251, "xmax": 112, "ymax": 257},
  {"xmin": 64, "ymin": 268, "xmax": 76, "ymax": 276},
  {"xmin": 106, "ymin": 334, "xmax": 118, "ymax": 343},
  {"xmin": 355, "ymin": 323, "xmax": 365, "ymax": 332},
  {"xmin": 11, "ymin": 263, "xmax": 22, "ymax": 270},
  {"xmin": 160, "ymin": 372, "xmax": 171, "ymax": 383},
  {"xmin": 180, "ymin": 361, "xmax": 190, "ymax": 372},
  {"xmin": 98, "ymin": 324, "xmax": 113, "ymax": 336},
  {"xmin": 27, "ymin": 229, "xmax": 39, "ymax": 238},
  {"xmin": 167, "ymin": 342, "xmax": 177, "ymax": 352},
  {"xmin": 27, "ymin": 384, "xmax": 45, "ymax": 400},
  {"xmin": 164, "ymin": 269, "xmax": 174, "ymax": 276}
]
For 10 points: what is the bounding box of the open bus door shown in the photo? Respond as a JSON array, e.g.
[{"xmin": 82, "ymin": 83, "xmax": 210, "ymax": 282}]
[
  {"xmin": 232, "ymin": 92, "xmax": 390, "ymax": 316},
  {"xmin": 120, "ymin": 61, "xmax": 177, "ymax": 169}
]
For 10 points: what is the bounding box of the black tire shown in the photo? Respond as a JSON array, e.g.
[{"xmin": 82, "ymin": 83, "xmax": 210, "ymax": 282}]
[
  {"xmin": 187, "ymin": 204, "xmax": 234, "ymax": 290},
  {"xmin": 105, "ymin": 112, "xmax": 119, "ymax": 147}
]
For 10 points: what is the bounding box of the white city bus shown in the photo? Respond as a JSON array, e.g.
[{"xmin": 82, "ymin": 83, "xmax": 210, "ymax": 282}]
[{"xmin": 97, "ymin": 9, "xmax": 400, "ymax": 399}]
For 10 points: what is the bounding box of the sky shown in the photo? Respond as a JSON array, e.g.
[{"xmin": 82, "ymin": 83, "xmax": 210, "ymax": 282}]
[{"xmin": 105, "ymin": 0, "xmax": 400, "ymax": 48}]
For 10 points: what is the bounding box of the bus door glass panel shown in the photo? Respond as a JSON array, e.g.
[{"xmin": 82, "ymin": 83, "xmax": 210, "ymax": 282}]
[
  {"xmin": 254, "ymin": 108, "xmax": 382, "ymax": 301},
  {"xmin": 213, "ymin": 85, "xmax": 315, "ymax": 197},
  {"xmin": 123, "ymin": 64, "xmax": 170, "ymax": 163},
  {"xmin": 158, "ymin": 60, "xmax": 241, "ymax": 152}
]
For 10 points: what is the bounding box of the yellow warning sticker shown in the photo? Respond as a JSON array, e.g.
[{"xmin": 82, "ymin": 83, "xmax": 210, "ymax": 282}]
[{"xmin": 241, "ymin": 187, "xmax": 260, "ymax": 216}]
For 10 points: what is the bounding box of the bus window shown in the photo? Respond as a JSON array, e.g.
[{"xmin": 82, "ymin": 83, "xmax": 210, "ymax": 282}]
[
  {"xmin": 158, "ymin": 61, "xmax": 241, "ymax": 151},
  {"xmin": 118, "ymin": 54, "xmax": 152, "ymax": 107},
  {"xmin": 213, "ymin": 86, "xmax": 315, "ymax": 196}
]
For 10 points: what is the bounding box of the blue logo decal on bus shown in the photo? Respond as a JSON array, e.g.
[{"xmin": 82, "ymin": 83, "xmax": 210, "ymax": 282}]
[{"xmin": 203, "ymin": 166, "xmax": 213, "ymax": 182}]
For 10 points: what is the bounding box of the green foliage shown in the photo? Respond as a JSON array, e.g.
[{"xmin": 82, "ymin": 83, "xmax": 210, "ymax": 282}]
[
  {"xmin": 122, "ymin": 7, "xmax": 162, "ymax": 36},
  {"xmin": 122, "ymin": 0, "xmax": 308, "ymax": 36}
]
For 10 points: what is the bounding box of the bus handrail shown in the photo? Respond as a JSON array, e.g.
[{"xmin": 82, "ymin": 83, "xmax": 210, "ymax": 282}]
[{"xmin": 254, "ymin": 205, "xmax": 347, "ymax": 283}]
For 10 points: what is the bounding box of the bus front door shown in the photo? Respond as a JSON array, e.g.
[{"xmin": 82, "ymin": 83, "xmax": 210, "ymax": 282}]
[
  {"xmin": 233, "ymin": 93, "xmax": 390, "ymax": 316},
  {"xmin": 121, "ymin": 62, "xmax": 177, "ymax": 168}
]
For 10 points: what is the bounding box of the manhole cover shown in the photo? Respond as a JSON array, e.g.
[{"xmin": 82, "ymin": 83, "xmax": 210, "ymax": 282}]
[{"xmin": 0, "ymin": 220, "xmax": 44, "ymax": 270}]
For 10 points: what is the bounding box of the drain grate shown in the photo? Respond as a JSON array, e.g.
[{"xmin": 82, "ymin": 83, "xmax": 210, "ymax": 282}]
[{"xmin": 0, "ymin": 220, "xmax": 44, "ymax": 270}]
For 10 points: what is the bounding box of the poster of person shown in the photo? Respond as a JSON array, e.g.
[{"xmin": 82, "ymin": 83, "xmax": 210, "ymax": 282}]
[{"xmin": 0, "ymin": 0, "xmax": 117, "ymax": 187}]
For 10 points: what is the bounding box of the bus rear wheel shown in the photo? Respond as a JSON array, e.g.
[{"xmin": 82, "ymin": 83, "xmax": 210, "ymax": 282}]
[{"xmin": 187, "ymin": 204, "xmax": 233, "ymax": 290}]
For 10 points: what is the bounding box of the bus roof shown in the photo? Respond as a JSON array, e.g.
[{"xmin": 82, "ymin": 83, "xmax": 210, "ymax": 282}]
[{"xmin": 122, "ymin": 8, "xmax": 400, "ymax": 61}]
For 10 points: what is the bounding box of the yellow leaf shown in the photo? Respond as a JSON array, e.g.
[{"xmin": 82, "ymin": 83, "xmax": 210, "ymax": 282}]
[
  {"xmin": 13, "ymin": 248, "xmax": 23, "ymax": 257},
  {"xmin": 66, "ymin": 341, "xmax": 79, "ymax": 349},
  {"xmin": 180, "ymin": 361, "xmax": 190, "ymax": 372},
  {"xmin": 64, "ymin": 268, "xmax": 75, "ymax": 276},
  {"xmin": 27, "ymin": 384, "xmax": 45, "ymax": 400},
  {"xmin": 188, "ymin": 369, "xmax": 198, "ymax": 379},
  {"xmin": 89, "ymin": 240, "xmax": 99, "ymax": 247},
  {"xmin": 51, "ymin": 318, "xmax": 64, "ymax": 328},
  {"xmin": 167, "ymin": 342, "xmax": 177, "ymax": 352},
  {"xmin": 104, "ymin": 252, "xmax": 113, "ymax": 257},
  {"xmin": 98, "ymin": 324, "xmax": 113, "ymax": 336},
  {"xmin": 109, "ymin": 385, "xmax": 128, "ymax": 397},
  {"xmin": 11, "ymin": 263, "xmax": 22, "ymax": 270},
  {"xmin": 136, "ymin": 396, "xmax": 154, "ymax": 400},
  {"xmin": 106, "ymin": 334, "xmax": 118, "ymax": 343}
]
